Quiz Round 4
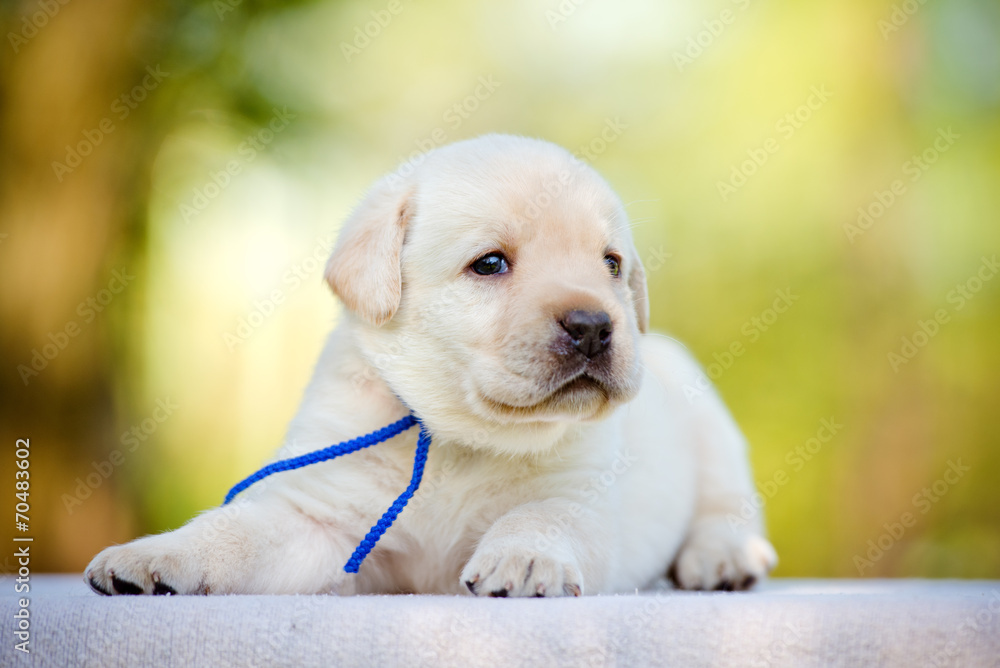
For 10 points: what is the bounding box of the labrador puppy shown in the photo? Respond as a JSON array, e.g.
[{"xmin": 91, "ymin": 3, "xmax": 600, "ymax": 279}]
[{"xmin": 86, "ymin": 134, "xmax": 776, "ymax": 597}]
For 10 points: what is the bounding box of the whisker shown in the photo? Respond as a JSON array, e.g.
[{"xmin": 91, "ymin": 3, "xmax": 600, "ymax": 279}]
[
  {"xmin": 623, "ymin": 199, "xmax": 661, "ymax": 209},
  {"xmin": 625, "ymin": 219, "xmax": 657, "ymax": 231}
]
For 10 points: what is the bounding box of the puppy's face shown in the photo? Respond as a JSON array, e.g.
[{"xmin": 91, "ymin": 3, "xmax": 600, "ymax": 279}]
[{"xmin": 327, "ymin": 135, "xmax": 648, "ymax": 453}]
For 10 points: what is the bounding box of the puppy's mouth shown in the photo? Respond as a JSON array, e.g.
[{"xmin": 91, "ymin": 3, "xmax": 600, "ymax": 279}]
[
  {"xmin": 478, "ymin": 367, "xmax": 625, "ymax": 422},
  {"xmin": 550, "ymin": 373, "xmax": 608, "ymax": 399}
]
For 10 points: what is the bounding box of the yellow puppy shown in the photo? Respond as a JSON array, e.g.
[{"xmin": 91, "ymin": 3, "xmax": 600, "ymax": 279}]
[{"xmin": 86, "ymin": 134, "xmax": 776, "ymax": 597}]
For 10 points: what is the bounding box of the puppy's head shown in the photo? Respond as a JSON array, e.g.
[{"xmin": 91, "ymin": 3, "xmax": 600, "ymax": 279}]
[{"xmin": 327, "ymin": 135, "xmax": 648, "ymax": 453}]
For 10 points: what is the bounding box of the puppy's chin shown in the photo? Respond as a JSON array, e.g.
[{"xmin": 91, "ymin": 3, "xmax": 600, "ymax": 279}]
[{"xmin": 475, "ymin": 373, "xmax": 639, "ymax": 424}]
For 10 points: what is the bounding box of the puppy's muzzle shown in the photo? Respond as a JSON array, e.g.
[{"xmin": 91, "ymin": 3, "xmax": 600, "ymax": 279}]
[{"xmin": 559, "ymin": 310, "xmax": 613, "ymax": 359}]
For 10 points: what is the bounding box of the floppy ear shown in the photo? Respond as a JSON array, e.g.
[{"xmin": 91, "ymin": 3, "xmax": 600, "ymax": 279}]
[
  {"xmin": 325, "ymin": 176, "xmax": 415, "ymax": 326},
  {"xmin": 627, "ymin": 253, "xmax": 649, "ymax": 333}
]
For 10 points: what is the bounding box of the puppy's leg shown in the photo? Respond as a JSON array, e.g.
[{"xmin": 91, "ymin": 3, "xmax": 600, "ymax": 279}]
[
  {"xmin": 669, "ymin": 382, "xmax": 778, "ymax": 591},
  {"xmin": 85, "ymin": 496, "xmax": 355, "ymax": 596},
  {"xmin": 641, "ymin": 336, "xmax": 777, "ymax": 591},
  {"xmin": 461, "ymin": 500, "xmax": 607, "ymax": 598}
]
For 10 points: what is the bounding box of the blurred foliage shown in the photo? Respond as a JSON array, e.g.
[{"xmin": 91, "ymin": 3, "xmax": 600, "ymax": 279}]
[{"xmin": 1, "ymin": 0, "xmax": 998, "ymax": 578}]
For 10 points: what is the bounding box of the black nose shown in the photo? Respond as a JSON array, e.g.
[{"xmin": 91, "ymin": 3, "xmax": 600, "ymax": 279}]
[{"xmin": 560, "ymin": 310, "xmax": 613, "ymax": 359}]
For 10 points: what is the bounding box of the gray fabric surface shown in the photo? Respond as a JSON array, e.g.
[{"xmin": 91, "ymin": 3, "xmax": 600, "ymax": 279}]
[{"xmin": 2, "ymin": 576, "xmax": 998, "ymax": 667}]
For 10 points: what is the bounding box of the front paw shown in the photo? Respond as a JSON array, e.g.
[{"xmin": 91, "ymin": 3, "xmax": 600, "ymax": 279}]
[
  {"xmin": 85, "ymin": 533, "xmax": 207, "ymax": 596},
  {"xmin": 669, "ymin": 525, "xmax": 777, "ymax": 592},
  {"xmin": 461, "ymin": 543, "xmax": 583, "ymax": 598}
]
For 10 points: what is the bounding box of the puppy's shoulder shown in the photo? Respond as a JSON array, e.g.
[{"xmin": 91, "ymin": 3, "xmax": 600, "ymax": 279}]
[{"xmin": 638, "ymin": 333, "xmax": 706, "ymax": 393}]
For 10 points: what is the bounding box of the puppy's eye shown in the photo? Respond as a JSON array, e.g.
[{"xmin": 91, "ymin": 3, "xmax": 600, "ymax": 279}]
[
  {"xmin": 604, "ymin": 254, "xmax": 621, "ymax": 278},
  {"xmin": 471, "ymin": 252, "xmax": 509, "ymax": 275}
]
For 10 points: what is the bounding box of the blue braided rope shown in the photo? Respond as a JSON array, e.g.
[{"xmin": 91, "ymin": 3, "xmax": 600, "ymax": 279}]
[
  {"xmin": 223, "ymin": 414, "xmax": 418, "ymax": 505},
  {"xmin": 344, "ymin": 423, "xmax": 431, "ymax": 573}
]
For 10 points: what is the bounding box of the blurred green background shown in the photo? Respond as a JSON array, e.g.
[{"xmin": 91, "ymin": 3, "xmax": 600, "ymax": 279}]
[{"xmin": 1, "ymin": 0, "xmax": 998, "ymax": 578}]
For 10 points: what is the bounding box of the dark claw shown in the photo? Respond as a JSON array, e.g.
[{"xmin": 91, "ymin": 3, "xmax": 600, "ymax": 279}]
[
  {"xmin": 522, "ymin": 560, "xmax": 534, "ymax": 587},
  {"xmin": 87, "ymin": 575, "xmax": 111, "ymax": 596},
  {"xmin": 111, "ymin": 575, "xmax": 143, "ymax": 595},
  {"xmin": 488, "ymin": 588, "xmax": 509, "ymax": 598},
  {"xmin": 713, "ymin": 580, "xmax": 735, "ymax": 592},
  {"xmin": 153, "ymin": 580, "xmax": 177, "ymax": 596},
  {"xmin": 666, "ymin": 563, "xmax": 680, "ymax": 588},
  {"xmin": 465, "ymin": 580, "xmax": 478, "ymax": 595},
  {"xmin": 739, "ymin": 575, "xmax": 757, "ymax": 590}
]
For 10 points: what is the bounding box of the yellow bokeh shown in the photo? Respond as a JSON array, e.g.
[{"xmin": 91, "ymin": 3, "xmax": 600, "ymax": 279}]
[{"xmin": 1, "ymin": 0, "xmax": 998, "ymax": 577}]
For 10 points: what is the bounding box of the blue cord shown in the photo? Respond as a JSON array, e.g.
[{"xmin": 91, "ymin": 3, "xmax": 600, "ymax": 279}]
[
  {"xmin": 222, "ymin": 414, "xmax": 429, "ymax": 573},
  {"xmin": 344, "ymin": 424, "xmax": 431, "ymax": 573}
]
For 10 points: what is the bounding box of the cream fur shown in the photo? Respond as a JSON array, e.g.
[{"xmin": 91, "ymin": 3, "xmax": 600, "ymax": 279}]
[{"xmin": 85, "ymin": 135, "xmax": 776, "ymax": 598}]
